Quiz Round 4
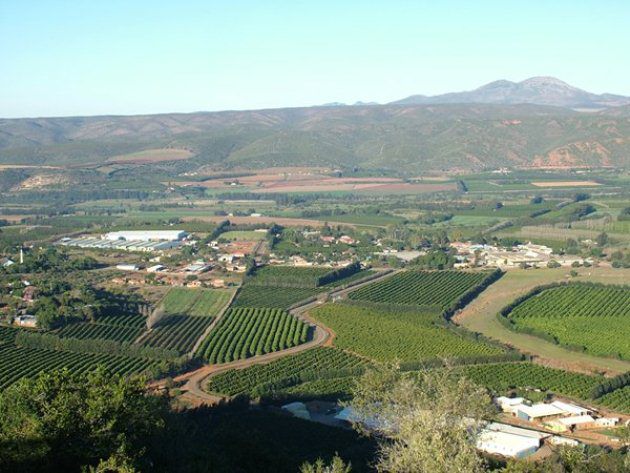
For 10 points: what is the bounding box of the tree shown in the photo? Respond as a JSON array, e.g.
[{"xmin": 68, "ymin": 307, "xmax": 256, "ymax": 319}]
[
  {"xmin": 596, "ymin": 232, "xmax": 609, "ymax": 247},
  {"xmin": 300, "ymin": 455, "xmax": 352, "ymax": 473},
  {"xmin": 347, "ymin": 364, "xmax": 492, "ymax": 473},
  {"xmin": 0, "ymin": 368, "xmax": 169, "ymax": 472}
]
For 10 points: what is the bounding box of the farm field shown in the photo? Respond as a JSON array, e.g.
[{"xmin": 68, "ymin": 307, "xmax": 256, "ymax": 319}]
[
  {"xmin": 206, "ymin": 347, "xmax": 366, "ymax": 396},
  {"xmin": 233, "ymin": 268, "xmax": 375, "ymax": 309},
  {"xmin": 0, "ymin": 343, "xmax": 160, "ymax": 390},
  {"xmin": 505, "ymin": 284, "xmax": 630, "ymax": 360},
  {"xmin": 196, "ymin": 307, "xmax": 308, "ymax": 364},
  {"xmin": 347, "ymin": 270, "xmax": 493, "ymax": 308},
  {"xmin": 140, "ymin": 288, "xmax": 232, "ymax": 353},
  {"xmin": 596, "ymin": 386, "xmax": 630, "ymax": 413},
  {"xmin": 219, "ymin": 230, "xmax": 266, "ymax": 241},
  {"xmin": 57, "ymin": 322, "xmax": 144, "ymax": 343},
  {"xmin": 311, "ymin": 303, "xmax": 503, "ymax": 362},
  {"xmin": 454, "ymin": 267, "xmax": 630, "ymax": 375},
  {"xmin": 453, "ymin": 362, "xmax": 604, "ymax": 401}
]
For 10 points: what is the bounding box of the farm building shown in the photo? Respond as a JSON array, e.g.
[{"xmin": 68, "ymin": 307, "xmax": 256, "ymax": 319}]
[
  {"xmin": 281, "ymin": 402, "xmax": 311, "ymax": 420},
  {"xmin": 516, "ymin": 403, "xmax": 566, "ymax": 422},
  {"xmin": 147, "ymin": 264, "xmax": 166, "ymax": 273},
  {"xmin": 495, "ymin": 397, "xmax": 526, "ymax": 415},
  {"xmin": 476, "ymin": 431, "xmax": 540, "ymax": 458},
  {"xmin": 116, "ymin": 264, "xmax": 140, "ymax": 271},
  {"xmin": 14, "ymin": 314, "xmax": 37, "ymax": 328},
  {"xmin": 104, "ymin": 230, "xmax": 188, "ymax": 241},
  {"xmin": 545, "ymin": 415, "xmax": 597, "ymax": 432}
]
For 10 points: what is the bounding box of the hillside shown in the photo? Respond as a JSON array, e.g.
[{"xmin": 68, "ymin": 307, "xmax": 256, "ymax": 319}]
[
  {"xmin": 1, "ymin": 103, "xmax": 629, "ymax": 173},
  {"xmin": 393, "ymin": 76, "xmax": 630, "ymax": 109}
]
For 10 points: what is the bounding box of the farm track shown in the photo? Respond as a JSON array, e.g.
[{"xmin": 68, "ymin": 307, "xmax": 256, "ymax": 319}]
[
  {"xmin": 454, "ymin": 267, "xmax": 630, "ymax": 376},
  {"xmin": 168, "ymin": 269, "xmax": 399, "ymax": 405}
]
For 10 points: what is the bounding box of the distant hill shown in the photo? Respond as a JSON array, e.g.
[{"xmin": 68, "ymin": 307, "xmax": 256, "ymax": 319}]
[
  {"xmin": 0, "ymin": 102, "xmax": 629, "ymax": 174},
  {"xmin": 392, "ymin": 77, "xmax": 630, "ymax": 110}
]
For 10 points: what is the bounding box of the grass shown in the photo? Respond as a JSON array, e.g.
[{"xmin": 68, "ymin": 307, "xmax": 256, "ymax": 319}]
[
  {"xmin": 311, "ymin": 303, "xmax": 503, "ymax": 363},
  {"xmin": 219, "ymin": 230, "xmax": 267, "ymax": 241}
]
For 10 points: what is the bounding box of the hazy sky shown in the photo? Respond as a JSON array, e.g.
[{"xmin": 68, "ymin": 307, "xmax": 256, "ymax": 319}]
[{"xmin": 1, "ymin": 0, "xmax": 629, "ymax": 118}]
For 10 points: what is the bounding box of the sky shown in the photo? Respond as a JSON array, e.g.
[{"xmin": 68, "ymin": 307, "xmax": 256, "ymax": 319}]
[{"xmin": 1, "ymin": 0, "xmax": 629, "ymax": 118}]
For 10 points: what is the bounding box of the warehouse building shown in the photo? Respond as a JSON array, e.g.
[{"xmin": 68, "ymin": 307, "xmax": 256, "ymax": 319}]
[{"xmin": 104, "ymin": 230, "xmax": 188, "ymax": 242}]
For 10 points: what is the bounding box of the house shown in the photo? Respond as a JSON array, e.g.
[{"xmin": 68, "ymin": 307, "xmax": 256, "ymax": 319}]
[
  {"xmin": 14, "ymin": 314, "xmax": 37, "ymax": 328},
  {"xmin": 210, "ymin": 279, "xmax": 226, "ymax": 288},
  {"xmin": 22, "ymin": 286, "xmax": 38, "ymax": 303},
  {"xmin": 594, "ymin": 417, "xmax": 619, "ymax": 428},
  {"xmin": 550, "ymin": 400, "xmax": 590, "ymax": 417},
  {"xmin": 320, "ymin": 236, "xmax": 335, "ymax": 243},
  {"xmin": 183, "ymin": 262, "xmax": 212, "ymax": 273},
  {"xmin": 186, "ymin": 280, "xmax": 202, "ymax": 288}
]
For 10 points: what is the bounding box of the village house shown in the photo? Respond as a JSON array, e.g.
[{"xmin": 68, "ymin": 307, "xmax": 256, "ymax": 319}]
[{"xmin": 22, "ymin": 285, "xmax": 38, "ymax": 303}]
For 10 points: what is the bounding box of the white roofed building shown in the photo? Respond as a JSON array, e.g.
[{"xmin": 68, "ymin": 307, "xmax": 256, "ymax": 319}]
[{"xmin": 104, "ymin": 230, "xmax": 187, "ymax": 242}]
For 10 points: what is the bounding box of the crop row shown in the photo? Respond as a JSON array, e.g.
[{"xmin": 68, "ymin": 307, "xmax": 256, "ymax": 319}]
[
  {"xmin": 595, "ymin": 386, "xmax": 630, "ymax": 413},
  {"xmin": 141, "ymin": 315, "xmax": 214, "ymax": 353},
  {"xmin": 348, "ymin": 270, "xmax": 488, "ymax": 308},
  {"xmin": 454, "ymin": 362, "xmax": 604, "ymax": 400},
  {"xmin": 0, "ymin": 325, "xmax": 19, "ymax": 344},
  {"xmin": 57, "ymin": 323, "xmax": 144, "ymax": 343},
  {"xmin": 311, "ymin": 303, "xmax": 502, "ymax": 363},
  {"xmin": 0, "ymin": 343, "xmax": 159, "ymax": 390},
  {"xmin": 232, "ymin": 285, "xmax": 322, "ymax": 310},
  {"xmin": 95, "ymin": 313, "xmax": 147, "ymax": 328},
  {"xmin": 196, "ymin": 307, "xmax": 308, "ymax": 364},
  {"xmin": 208, "ymin": 347, "xmax": 366, "ymax": 396},
  {"xmin": 508, "ymin": 285, "xmax": 630, "ymax": 359}
]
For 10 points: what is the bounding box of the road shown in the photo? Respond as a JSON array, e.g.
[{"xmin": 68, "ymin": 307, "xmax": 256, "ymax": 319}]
[{"xmin": 169, "ymin": 269, "xmax": 397, "ymax": 405}]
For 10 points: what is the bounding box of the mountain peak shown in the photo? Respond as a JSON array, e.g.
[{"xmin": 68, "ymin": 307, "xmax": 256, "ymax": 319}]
[{"xmin": 392, "ymin": 77, "xmax": 630, "ymax": 109}]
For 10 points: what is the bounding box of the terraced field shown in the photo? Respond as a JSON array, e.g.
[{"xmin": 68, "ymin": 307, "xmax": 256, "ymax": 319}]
[
  {"xmin": 0, "ymin": 343, "xmax": 160, "ymax": 390},
  {"xmin": 348, "ymin": 270, "xmax": 491, "ymax": 308},
  {"xmin": 196, "ymin": 307, "xmax": 308, "ymax": 364},
  {"xmin": 505, "ymin": 284, "xmax": 630, "ymax": 360},
  {"xmin": 311, "ymin": 303, "xmax": 503, "ymax": 362}
]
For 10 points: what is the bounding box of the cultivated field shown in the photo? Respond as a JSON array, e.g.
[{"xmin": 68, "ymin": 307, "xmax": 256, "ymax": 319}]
[
  {"xmin": 348, "ymin": 270, "xmax": 492, "ymax": 308},
  {"xmin": 107, "ymin": 148, "xmax": 194, "ymax": 164},
  {"xmin": 505, "ymin": 284, "xmax": 630, "ymax": 360},
  {"xmin": 311, "ymin": 303, "xmax": 503, "ymax": 362},
  {"xmin": 531, "ymin": 180, "xmax": 601, "ymax": 187},
  {"xmin": 196, "ymin": 307, "xmax": 308, "ymax": 364}
]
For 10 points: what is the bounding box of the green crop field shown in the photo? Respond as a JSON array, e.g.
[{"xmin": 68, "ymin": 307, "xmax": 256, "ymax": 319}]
[
  {"xmin": 311, "ymin": 303, "xmax": 503, "ymax": 362},
  {"xmin": 57, "ymin": 323, "xmax": 144, "ymax": 343},
  {"xmin": 233, "ymin": 269, "xmax": 375, "ymax": 309},
  {"xmin": 232, "ymin": 286, "xmax": 322, "ymax": 309},
  {"xmin": 140, "ymin": 288, "xmax": 232, "ymax": 353},
  {"xmin": 161, "ymin": 288, "xmax": 231, "ymax": 316},
  {"xmin": 596, "ymin": 386, "xmax": 630, "ymax": 413},
  {"xmin": 506, "ymin": 284, "xmax": 630, "ymax": 360},
  {"xmin": 207, "ymin": 347, "xmax": 366, "ymax": 396},
  {"xmin": 453, "ymin": 362, "xmax": 604, "ymax": 400},
  {"xmin": 219, "ymin": 230, "xmax": 267, "ymax": 241},
  {"xmin": 0, "ymin": 343, "xmax": 160, "ymax": 390},
  {"xmin": 196, "ymin": 307, "xmax": 308, "ymax": 364},
  {"xmin": 348, "ymin": 270, "xmax": 491, "ymax": 308},
  {"xmin": 0, "ymin": 325, "xmax": 20, "ymax": 344}
]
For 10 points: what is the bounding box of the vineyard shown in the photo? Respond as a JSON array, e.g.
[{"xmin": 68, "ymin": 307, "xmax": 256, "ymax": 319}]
[
  {"xmin": 207, "ymin": 347, "xmax": 366, "ymax": 396},
  {"xmin": 196, "ymin": 307, "xmax": 308, "ymax": 364},
  {"xmin": 348, "ymin": 270, "xmax": 491, "ymax": 308},
  {"xmin": 249, "ymin": 265, "xmax": 357, "ymax": 289},
  {"xmin": 0, "ymin": 325, "xmax": 19, "ymax": 344},
  {"xmin": 454, "ymin": 362, "xmax": 604, "ymax": 400},
  {"xmin": 140, "ymin": 288, "xmax": 232, "ymax": 353},
  {"xmin": 505, "ymin": 284, "xmax": 630, "ymax": 359},
  {"xmin": 233, "ymin": 269, "xmax": 375, "ymax": 309},
  {"xmin": 596, "ymin": 386, "xmax": 630, "ymax": 413},
  {"xmin": 58, "ymin": 322, "xmax": 144, "ymax": 343},
  {"xmin": 0, "ymin": 343, "xmax": 160, "ymax": 390},
  {"xmin": 310, "ymin": 303, "xmax": 503, "ymax": 362}
]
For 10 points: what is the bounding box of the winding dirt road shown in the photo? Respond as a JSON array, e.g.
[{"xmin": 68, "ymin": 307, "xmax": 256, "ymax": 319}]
[{"xmin": 170, "ymin": 269, "xmax": 397, "ymax": 405}]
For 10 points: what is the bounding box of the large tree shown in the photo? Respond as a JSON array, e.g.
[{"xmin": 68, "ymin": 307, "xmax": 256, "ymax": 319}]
[{"xmin": 0, "ymin": 368, "xmax": 169, "ymax": 472}]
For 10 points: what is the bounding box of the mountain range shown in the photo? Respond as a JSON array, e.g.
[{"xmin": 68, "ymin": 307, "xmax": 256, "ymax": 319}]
[
  {"xmin": 391, "ymin": 76, "xmax": 630, "ymax": 110},
  {"xmin": 0, "ymin": 78, "xmax": 629, "ymax": 174}
]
